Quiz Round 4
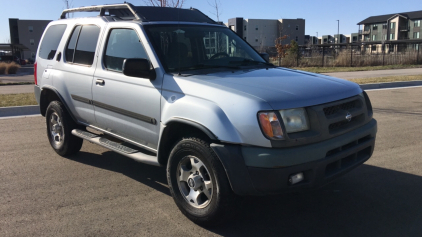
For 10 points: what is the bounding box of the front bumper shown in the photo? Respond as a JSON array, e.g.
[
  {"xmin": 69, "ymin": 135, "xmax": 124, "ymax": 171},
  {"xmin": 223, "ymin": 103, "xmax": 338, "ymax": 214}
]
[{"xmin": 211, "ymin": 119, "xmax": 377, "ymax": 196}]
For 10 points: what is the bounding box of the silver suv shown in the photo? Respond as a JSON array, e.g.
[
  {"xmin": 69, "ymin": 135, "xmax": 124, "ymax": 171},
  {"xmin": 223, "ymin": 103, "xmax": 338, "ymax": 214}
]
[{"xmin": 34, "ymin": 3, "xmax": 377, "ymax": 225}]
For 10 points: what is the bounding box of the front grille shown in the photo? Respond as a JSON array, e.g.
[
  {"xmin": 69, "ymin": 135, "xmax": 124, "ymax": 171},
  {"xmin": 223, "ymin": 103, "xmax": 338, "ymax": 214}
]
[
  {"xmin": 323, "ymin": 100, "xmax": 358, "ymax": 117},
  {"xmin": 328, "ymin": 114, "xmax": 364, "ymax": 132}
]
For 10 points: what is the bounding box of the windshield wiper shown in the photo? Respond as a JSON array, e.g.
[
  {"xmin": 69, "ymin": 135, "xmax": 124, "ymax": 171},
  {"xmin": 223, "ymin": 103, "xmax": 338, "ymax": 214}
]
[
  {"xmin": 175, "ymin": 64, "xmax": 240, "ymax": 72},
  {"xmin": 230, "ymin": 59, "xmax": 274, "ymax": 67}
]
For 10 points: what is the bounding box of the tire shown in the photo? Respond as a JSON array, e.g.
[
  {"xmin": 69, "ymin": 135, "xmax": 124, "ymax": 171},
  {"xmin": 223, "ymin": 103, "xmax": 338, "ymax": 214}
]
[
  {"xmin": 46, "ymin": 101, "xmax": 83, "ymax": 156},
  {"xmin": 167, "ymin": 137, "xmax": 236, "ymax": 226}
]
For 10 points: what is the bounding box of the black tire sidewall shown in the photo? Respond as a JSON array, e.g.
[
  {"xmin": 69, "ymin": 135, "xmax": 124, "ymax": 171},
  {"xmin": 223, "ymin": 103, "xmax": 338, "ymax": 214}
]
[
  {"xmin": 167, "ymin": 138, "xmax": 232, "ymax": 224},
  {"xmin": 46, "ymin": 101, "xmax": 82, "ymax": 156}
]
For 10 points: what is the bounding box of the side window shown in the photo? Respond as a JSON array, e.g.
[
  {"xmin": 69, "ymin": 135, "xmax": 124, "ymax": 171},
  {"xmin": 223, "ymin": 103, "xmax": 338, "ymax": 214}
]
[
  {"xmin": 73, "ymin": 25, "xmax": 100, "ymax": 65},
  {"xmin": 65, "ymin": 25, "xmax": 100, "ymax": 65},
  {"xmin": 38, "ymin": 24, "xmax": 67, "ymax": 60},
  {"xmin": 65, "ymin": 25, "xmax": 81, "ymax": 62},
  {"xmin": 104, "ymin": 28, "xmax": 149, "ymax": 72}
]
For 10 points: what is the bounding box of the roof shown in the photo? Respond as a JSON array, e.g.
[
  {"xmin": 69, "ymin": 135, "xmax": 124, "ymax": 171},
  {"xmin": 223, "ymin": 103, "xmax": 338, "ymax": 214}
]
[
  {"xmin": 358, "ymin": 10, "xmax": 422, "ymax": 25},
  {"xmin": 60, "ymin": 3, "xmax": 216, "ymax": 24}
]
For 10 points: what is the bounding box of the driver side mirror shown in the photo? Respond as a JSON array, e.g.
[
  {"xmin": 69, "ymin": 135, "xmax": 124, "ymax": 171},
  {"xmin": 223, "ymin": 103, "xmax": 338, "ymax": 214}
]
[
  {"xmin": 122, "ymin": 58, "xmax": 156, "ymax": 80},
  {"xmin": 259, "ymin": 53, "xmax": 270, "ymax": 62}
]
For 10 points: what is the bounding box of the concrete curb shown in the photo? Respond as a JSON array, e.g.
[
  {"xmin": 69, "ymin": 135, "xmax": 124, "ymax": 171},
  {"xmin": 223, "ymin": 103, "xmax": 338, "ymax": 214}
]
[
  {"xmin": 0, "ymin": 105, "xmax": 40, "ymax": 118},
  {"xmin": 360, "ymin": 80, "xmax": 422, "ymax": 90}
]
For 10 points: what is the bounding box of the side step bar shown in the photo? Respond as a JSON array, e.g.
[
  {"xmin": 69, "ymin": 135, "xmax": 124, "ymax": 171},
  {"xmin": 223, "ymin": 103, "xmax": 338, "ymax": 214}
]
[{"xmin": 71, "ymin": 129, "xmax": 161, "ymax": 166}]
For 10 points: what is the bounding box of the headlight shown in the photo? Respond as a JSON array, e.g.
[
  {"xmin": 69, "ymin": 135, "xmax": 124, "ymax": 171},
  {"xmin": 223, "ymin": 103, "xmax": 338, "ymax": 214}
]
[
  {"xmin": 279, "ymin": 108, "xmax": 309, "ymax": 133},
  {"xmin": 258, "ymin": 111, "xmax": 284, "ymax": 140}
]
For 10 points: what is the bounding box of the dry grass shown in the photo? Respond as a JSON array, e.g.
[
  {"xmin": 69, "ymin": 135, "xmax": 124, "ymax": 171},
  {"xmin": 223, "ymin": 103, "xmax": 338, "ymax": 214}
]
[
  {"xmin": 0, "ymin": 62, "xmax": 6, "ymax": 75},
  {"xmin": 349, "ymin": 74, "xmax": 422, "ymax": 84},
  {"xmin": 0, "ymin": 62, "xmax": 21, "ymax": 75},
  {"xmin": 6, "ymin": 62, "xmax": 21, "ymax": 74},
  {"xmin": 0, "ymin": 93, "xmax": 38, "ymax": 107},
  {"xmin": 294, "ymin": 65, "xmax": 422, "ymax": 74}
]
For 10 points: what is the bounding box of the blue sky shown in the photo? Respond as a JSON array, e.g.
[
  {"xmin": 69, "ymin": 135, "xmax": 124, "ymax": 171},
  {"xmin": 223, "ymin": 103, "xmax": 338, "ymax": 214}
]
[{"xmin": 1, "ymin": 0, "xmax": 421, "ymax": 43}]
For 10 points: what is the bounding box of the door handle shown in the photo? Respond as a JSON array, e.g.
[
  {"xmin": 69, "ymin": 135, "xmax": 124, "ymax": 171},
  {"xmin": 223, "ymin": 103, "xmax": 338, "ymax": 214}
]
[{"xmin": 96, "ymin": 79, "xmax": 105, "ymax": 86}]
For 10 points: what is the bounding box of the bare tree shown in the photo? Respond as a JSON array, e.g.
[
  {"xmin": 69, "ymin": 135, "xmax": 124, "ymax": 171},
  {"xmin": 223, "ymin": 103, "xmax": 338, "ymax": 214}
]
[
  {"xmin": 208, "ymin": 0, "xmax": 222, "ymax": 22},
  {"xmin": 142, "ymin": 0, "xmax": 185, "ymax": 8}
]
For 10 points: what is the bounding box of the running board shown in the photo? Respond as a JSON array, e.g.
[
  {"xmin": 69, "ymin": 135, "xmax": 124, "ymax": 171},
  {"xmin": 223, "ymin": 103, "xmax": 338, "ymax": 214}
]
[{"xmin": 71, "ymin": 129, "xmax": 160, "ymax": 166}]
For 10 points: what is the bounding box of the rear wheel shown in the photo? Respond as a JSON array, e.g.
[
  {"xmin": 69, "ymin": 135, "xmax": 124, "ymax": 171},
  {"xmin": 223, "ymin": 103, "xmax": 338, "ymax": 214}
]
[
  {"xmin": 167, "ymin": 137, "xmax": 236, "ymax": 226},
  {"xmin": 46, "ymin": 101, "xmax": 83, "ymax": 156}
]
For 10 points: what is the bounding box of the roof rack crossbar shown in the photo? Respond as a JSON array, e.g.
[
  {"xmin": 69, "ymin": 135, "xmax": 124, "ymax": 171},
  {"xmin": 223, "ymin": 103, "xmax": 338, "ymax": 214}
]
[{"xmin": 60, "ymin": 3, "xmax": 142, "ymax": 20}]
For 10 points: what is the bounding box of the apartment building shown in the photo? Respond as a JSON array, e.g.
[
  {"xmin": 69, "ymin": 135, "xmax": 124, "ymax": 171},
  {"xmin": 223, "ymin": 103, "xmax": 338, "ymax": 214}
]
[
  {"xmin": 350, "ymin": 33, "xmax": 360, "ymax": 43},
  {"xmin": 304, "ymin": 35, "xmax": 318, "ymax": 45},
  {"xmin": 334, "ymin": 34, "xmax": 347, "ymax": 43},
  {"xmin": 227, "ymin": 17, "xmax": 305, "ymax": 51},
  {"xmin": 358, "ymin": 10, "xmax": 422, "ymax": 42},
  {"xmin": 9, "ymin": 18, "xmax": 52, "ymax": 59},
  {"xmin": 321, "ymin": 35, "xmax": 334, "ymax": 44}
]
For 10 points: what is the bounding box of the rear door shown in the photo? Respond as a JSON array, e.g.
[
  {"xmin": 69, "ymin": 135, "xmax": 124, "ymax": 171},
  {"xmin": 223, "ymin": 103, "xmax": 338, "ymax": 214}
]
[
  {"xmin": 92, "ymin": 25, "xmax": 162, "ymax": 151},
  {"xmin": 52, "ymin": 23, "xmax": 104, "ymax": 124}
]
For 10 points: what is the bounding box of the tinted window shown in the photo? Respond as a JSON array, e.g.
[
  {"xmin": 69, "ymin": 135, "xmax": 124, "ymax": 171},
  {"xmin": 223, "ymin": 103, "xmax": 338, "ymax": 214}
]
[
  {"xmin": 104, "ymin": 29, "xmax": 148, "ymax": 71},
  {"xmin": 144, "ymin": 25, "xmax": 265, "ymax": 73},
  {"xmin": 65, "ymin": 25, "xmax": 81, "ymax": 62},
  {"xmin": 73, "ymin": 25, "xmax": 100, "ymax": 65},
  {"xmin": 38, "ymin": 24, "xmax": 67, "ymax": 60}
]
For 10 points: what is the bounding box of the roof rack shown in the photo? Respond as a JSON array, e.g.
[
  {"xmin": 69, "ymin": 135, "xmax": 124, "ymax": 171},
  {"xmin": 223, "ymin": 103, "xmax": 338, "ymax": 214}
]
[
  {"xmin": 60, "ymin": 3, "xmax": 217, "ymax": 24},
  {"xmin": 60, "ymin": 3, "xmax": 143, "ymax": 20}
]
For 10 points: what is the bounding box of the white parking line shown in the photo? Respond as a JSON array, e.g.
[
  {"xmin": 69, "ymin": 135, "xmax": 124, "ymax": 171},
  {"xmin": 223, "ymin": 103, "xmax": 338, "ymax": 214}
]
[{"xmin": 365, "ymin": 85, "xmax": 422, "ymax": 92}]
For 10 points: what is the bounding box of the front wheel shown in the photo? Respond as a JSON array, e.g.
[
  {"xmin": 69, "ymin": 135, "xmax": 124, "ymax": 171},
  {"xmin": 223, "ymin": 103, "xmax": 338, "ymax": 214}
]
[
  {"xmin": 167, "ymin": 137, "xmax": 236, "ymax": 226},
  {"xmin": 46, "ymin": 101, "xmax": 83, "ymax": 156}
]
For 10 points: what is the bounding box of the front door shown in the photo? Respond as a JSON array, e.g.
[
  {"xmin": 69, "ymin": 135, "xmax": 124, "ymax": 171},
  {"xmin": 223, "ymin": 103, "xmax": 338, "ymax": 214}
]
[{"xmin": 92, "ymin": 26, "xmax": 161, "ymax": 151}]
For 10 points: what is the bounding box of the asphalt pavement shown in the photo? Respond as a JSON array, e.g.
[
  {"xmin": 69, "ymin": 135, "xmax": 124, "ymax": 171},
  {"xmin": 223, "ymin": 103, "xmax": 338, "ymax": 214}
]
[
  {"xmin": 0, "ymin": 84, "xmax": 34, "ymax": 94},
  {"xmin": 324, "ymin": 67, "xmax": 422, "ymax": 79},
  {"xmin": 0, "ymin": 74, "xmax": 34, "ymax": 84},
  {"xmin": 1, "ymin": 87, "xmax": 422, "ymax": 236}
]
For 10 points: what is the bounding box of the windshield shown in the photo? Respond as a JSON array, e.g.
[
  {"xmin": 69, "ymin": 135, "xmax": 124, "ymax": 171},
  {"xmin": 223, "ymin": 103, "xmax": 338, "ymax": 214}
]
[{"xmin": 143, "ymin": 24, "xmax": 267, "ymax": 73}]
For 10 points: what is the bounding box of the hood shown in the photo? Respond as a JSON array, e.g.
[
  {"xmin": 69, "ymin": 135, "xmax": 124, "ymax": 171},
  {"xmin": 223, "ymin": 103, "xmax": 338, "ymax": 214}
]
[{"xmin": 185, "ymin": 67, "xmax": 362, "ymax": 110}]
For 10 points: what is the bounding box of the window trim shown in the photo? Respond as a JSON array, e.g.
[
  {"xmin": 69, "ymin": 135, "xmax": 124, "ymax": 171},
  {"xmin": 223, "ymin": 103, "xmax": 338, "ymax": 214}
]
[
  {"xmin": 64, "ymin": 25, "xmax": 82, "ymax": 64},
  {"xmin": 64, "ymin": 24, "xmax": 101, "ymax": 67},
  {"xmin": 101, "ymin": 26, "xmax": 150, "ymax": 74}
]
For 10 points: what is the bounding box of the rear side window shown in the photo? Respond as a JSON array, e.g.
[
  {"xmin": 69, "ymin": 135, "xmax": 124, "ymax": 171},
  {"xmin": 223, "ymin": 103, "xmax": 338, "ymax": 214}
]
[
  {"xmin": 38, "ymin": 24, "xmax": 67, "ymax": 60},
  {"xmin": 65, "ymin": 25, "xmax": 100, "ymax": 65},
  {"xmin": 104, "ymin": 28, "xmax": 149, "ymax": 72}
]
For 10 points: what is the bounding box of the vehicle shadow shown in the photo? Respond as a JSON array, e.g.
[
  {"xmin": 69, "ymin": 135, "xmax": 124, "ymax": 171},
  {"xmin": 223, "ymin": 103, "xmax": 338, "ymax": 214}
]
[
  {"xmin": 67, "ymin": 151, "xmax": 422, "ymax": 236},
  {"xmin": 206, "ymin": 164, "xmax": 422, "ymax": 237},
  {"xmin": 68, "ymin": 151, "xmax": 171, "ymax": 196}
]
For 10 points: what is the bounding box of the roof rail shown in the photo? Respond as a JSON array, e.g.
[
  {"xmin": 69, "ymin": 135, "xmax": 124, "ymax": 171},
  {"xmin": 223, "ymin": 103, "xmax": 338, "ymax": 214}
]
[{"xmin": 60, "ymin": 3, "xmax": 143, "ymax": 20}]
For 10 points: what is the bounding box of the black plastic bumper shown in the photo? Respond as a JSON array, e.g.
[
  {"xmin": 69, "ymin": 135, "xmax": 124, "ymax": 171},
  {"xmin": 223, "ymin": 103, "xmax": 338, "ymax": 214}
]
[{"xmin": 211, "ymin": 119, "xmax": 377, "ymax": 196}]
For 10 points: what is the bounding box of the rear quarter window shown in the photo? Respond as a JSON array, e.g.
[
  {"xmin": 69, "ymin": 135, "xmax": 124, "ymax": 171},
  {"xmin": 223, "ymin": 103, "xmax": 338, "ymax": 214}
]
[{"xmin": 38, "ymin": 24, "xmax": 67, "ymax": 60}]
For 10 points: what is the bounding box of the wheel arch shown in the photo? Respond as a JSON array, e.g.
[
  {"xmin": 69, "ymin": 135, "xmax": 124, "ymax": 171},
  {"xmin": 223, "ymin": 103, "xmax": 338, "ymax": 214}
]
[
  {"xmin": 157, "ymin": 118, "xmax": 218, "ymax": 167},
  {"xmin": 40, "ymin": 87, "xmax": 78, "ymax": 123}
]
